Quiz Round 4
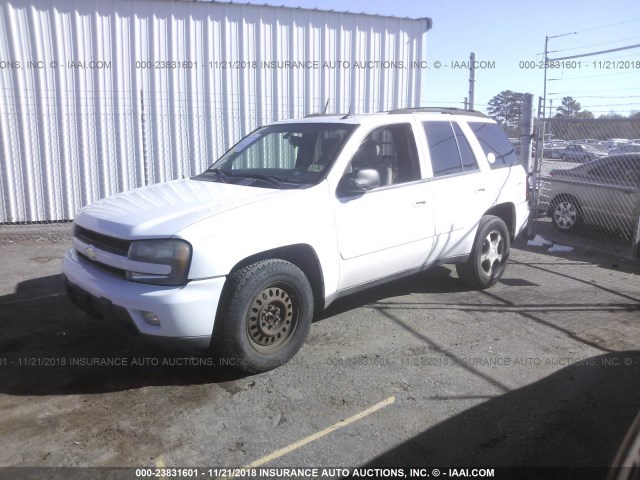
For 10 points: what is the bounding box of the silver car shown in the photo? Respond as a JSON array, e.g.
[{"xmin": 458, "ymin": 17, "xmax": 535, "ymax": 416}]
[
  {"xmin": 609, "ymin": 143, "xmax": 640, "ymax": 155},
  {"xmin": 543, "ymin": 154, "xmax": 640, "ymax": 234}
]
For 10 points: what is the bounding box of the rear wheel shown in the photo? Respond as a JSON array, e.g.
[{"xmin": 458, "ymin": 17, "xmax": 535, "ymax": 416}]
[
  {"xmin": 213, "ymin": 259, "xmax": 313, "ymax": 373},
  {"xmin": 456, "ymin": 215, "xmax": 510, "ymax": 289},
  {"xmin": 551, "ymin": 196, "xmax": 582, "ymax": 232}
]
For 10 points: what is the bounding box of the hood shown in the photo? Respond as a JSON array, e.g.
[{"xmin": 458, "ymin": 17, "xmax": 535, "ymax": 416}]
[{"xmin": 74, "ymin": 179, "xmax": 291, "ymax": 238}]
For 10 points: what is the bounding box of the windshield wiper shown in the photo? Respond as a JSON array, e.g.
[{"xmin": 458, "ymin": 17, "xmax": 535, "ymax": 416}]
[
  {"xmin": 202, "ymin": 167, "xmax": 231, "ymax": 182},
  {"xmin": 237, "ymin": 173, "xmax": 283, "ymax": 188}
]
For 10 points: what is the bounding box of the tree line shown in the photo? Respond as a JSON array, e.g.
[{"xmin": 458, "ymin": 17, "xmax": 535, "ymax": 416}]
[
  {"xmin": 486, "ymin": 90, "xmax": 640, "ymax": 140},
  {"xmin": 486, "ymin": 90, "xmax": 640, "ymax": 126}
]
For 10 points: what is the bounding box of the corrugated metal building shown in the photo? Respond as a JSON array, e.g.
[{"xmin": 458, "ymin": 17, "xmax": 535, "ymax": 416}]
[{"xmin": 0, "ymin": 0, "xmax": 431, "ymax": 222}]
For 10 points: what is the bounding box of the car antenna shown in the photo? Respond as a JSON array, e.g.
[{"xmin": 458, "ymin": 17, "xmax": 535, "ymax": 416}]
[
  {"xmin": 341, "ymin": 103, "xmax": 352, "ymax": 119},
  {"xmin": 323, "ymin": 99, "xmax": 330, "ymax": 114}
]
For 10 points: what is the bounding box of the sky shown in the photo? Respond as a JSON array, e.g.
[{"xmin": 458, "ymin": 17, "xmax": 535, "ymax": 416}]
[{"xmin": 260, "ymin": 0, "xmax": 640, "ymax": 117}]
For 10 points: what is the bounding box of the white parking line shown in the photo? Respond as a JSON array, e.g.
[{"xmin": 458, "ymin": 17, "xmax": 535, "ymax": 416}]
[
  {"xmin": 243, "ymin": 395, "xmax": 396, "ymax": 469},
  {"xmin": 155, "ymin": 456, "xmax": 167, "ymax": 479}
]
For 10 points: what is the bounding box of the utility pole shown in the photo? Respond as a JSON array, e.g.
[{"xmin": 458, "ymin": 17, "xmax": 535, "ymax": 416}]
[
  {"xmin": 542, "ymin": 37, "xmax": 549, "ymax": 120},
  {"xmin": 523, "ymin": 93, "xmax": 536, "ymax": 239},
  {"xmin": 468, "ymin": 52, "xmax": 475, "ymax": 110},
  {"xmin": 521, "ymin": 94, "xmax": 534, "ymax": 171},
  {"xmin": 542, "ymin": 31, "xmax": 576, "ymax": 120}
]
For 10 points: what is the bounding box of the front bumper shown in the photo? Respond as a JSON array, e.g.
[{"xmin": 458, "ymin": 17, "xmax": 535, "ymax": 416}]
[{"xmin": 62, "ymin": 249, "xmax": 226, "ymax": 349}]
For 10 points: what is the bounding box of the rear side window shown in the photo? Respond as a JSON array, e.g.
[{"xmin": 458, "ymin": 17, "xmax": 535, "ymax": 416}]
[
  {"xmin": 423, "ymin": 121, "xmax": 478, "ymax": 177},
  {"xmin": 469, "ymin": 122, "xmax": 520, "ymax": 169},
  {"xmin": 453, "ymin": 123, "xmax": 478, "ymax": 171}
]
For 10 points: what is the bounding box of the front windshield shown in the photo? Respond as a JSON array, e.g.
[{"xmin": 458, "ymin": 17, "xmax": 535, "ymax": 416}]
[{"xmin": 193, "ymin": 123, "xmax": 356, "ymax": 189}]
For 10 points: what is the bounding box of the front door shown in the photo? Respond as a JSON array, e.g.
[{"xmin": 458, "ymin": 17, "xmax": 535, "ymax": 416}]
[{"xmin": 334, "ymin": 123, "xmax": 435, "ymax": 290}]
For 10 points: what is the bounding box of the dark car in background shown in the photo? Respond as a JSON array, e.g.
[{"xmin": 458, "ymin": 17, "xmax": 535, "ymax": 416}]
[
  {"xmin": 543, "ymin": 141, "xmax": 568, "ymax": 159},
  {"xmin": 542, "ymin": 154, "xmax": 640, "ymax": 235},
  {"xmin": 561, "ymin": 143, "xmax": 608, "ymax": 163}
]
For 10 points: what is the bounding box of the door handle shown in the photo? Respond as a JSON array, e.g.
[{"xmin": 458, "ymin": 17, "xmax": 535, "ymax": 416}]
[
  {"xmin": 476, "ymin": 187, "xmax": 486, "ymax": 193},
  {"xmin": 413, "ymin": 200, "xmax": 427, "ymax": 206}
]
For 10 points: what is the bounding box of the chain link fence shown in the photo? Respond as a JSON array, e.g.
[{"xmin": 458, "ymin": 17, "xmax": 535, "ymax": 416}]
[
  {"xmin": 4, "ymin": 88, "xmax": 640, "ymax": 261},
  {"xmin": 531, "ymin": 118, "xmax": 640, "ymax": 259}
]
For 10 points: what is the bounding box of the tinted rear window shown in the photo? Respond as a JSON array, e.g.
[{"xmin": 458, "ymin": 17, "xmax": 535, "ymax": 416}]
[
  {"xmin": 469, "ymin": 122, "xmax": 520, "ymax": 169},
  {"xmin": 423, "ymin": 122, "xmax": 462, "ymax": 177},
  {"xmin": 453, "ymin": 123, "xmax": 478, "ymax": 171}
]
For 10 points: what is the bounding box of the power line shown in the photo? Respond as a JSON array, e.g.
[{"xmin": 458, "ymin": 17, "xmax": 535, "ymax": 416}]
[
  {"xmin": 549, "ymin": 87, "xmax": 640, "ymax": 94},
  {"xmin": 550, "ymin": 43, "xmax": 640, "ymax": 61},
  {"xmin": 549, "ymin": 105, "xmax": 640, "ymax": 111},
  {"xmin": 579, "ymin": 103, "xmax": 640, "ymax": 108},
  {"xmin": 549, "ymin": 70, "xmax": 640, "ymax": 81},
  {"xmin": 571, "ymin": 18, "xmax": 640, "ymax": 35},
  {"xmin": 537, "ymin": 47, "xmax": 639, "ymax": 60},
  {"xmin": 551, "ymin": 36, "xmax": 640, "ymax": 54},
  {"xmin": 549, "ymin": 95, "xmax": 640, "ymax": 100},
  {"xmin": 597, "ymin": 52, "xmax": 640, "ymax": 61},
  {"xmin": 550, "ymin": 101, "xmax": 637, "ymax": 113},
  {"xmin": 582, "ymin": 110, "xmax": 640, "ymax": 114},
  {"xmin": 550, "ymin": 101, "xmax": 640, "ymax": 107}
]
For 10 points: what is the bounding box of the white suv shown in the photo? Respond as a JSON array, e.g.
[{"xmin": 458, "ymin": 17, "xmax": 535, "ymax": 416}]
[{"xmin": 62, "ymin": 108, "xmax": 529, "ymax": 372}]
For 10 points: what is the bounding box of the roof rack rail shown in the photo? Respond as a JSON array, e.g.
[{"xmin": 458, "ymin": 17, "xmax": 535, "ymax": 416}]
[
  {"xmin": 388, "ymin": 107, "xmax": 488, "ymax": 118},
  {"xmin": 304, "ymin": 113, "xmax": 346, "ymax": 118}
]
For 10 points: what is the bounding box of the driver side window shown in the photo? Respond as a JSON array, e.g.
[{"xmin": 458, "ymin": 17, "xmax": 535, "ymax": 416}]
[{"xmin": 349, "ymin": 124, "xmax": 421, "ymax": 188}]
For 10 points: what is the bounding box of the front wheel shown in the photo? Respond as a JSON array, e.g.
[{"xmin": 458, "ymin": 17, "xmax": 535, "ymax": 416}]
[
  {"xmin": 456, "ymin": 215, "xmax": 510, "ymax": 289},
  {"xmin": 213, "ymin": 259, "xmax": 313, "ymax": 373}
]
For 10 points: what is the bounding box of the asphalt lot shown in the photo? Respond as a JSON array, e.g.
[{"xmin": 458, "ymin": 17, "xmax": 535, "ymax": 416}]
[{"xmin": 1, "ymin": 223, "xmax": 639, "ymax": 478}]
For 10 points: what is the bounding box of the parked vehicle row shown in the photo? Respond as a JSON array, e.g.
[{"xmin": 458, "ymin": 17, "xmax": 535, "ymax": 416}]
[
  {"xmin": 542, "ymin": 140, "xmax": 640, "ymax": 162},
  {"xmin": 560, "ymin": 143, "xmax": 608, "ymax": 163}
]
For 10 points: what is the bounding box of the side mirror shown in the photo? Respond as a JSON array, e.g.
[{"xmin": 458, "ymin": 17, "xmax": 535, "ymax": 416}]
[{"xmin": 337, "ymin": 168, "xmax": 380, "ymax": 197}]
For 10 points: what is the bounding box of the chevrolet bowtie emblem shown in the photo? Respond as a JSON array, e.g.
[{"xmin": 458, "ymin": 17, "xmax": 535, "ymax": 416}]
[{"xmin": 85, "ymin": 246, "xmax": 97, "ymax": 261}]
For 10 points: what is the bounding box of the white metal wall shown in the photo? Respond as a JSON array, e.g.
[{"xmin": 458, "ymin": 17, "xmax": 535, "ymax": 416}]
[{"xmin": 0, "ymin": 0, "xmax": 430, "ymax": 222}]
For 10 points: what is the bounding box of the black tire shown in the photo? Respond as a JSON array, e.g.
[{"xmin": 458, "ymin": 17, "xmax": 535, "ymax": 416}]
[
  {"xmin": 551, "ymin": 195, "xmax": 582, "ymax": 232},
  {"xmin": 213, "ymin": 259, "xmax": 313, "ymax": 373},
  {"xmin": 456, "ymin": 215, "xmax": 510, "ymax": 289}
]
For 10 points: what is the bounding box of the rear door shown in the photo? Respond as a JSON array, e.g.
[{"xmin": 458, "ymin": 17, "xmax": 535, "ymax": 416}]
[
  {"xmin": 583, "ymin": 156, "xmax": 640, "ymax": 231},
  {"xmin": 421, "ymin": 120, "xmax": 492, "ymax": 259}
]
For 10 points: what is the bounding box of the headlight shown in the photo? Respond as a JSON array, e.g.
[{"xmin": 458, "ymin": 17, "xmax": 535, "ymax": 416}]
[{"xmin": 126, "ymin": 239, "xmax": 192, "ymax": 286}]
